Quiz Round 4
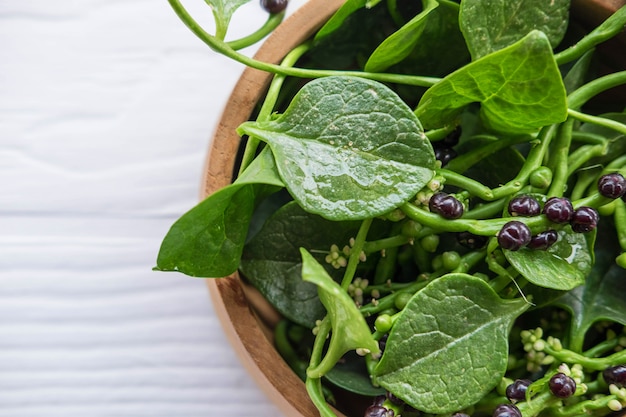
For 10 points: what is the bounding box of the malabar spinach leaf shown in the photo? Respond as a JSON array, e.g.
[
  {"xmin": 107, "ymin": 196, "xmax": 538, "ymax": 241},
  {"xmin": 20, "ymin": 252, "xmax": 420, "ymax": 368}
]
[
  {"xmin": 364, "ymin": 0, "xmax": 439, "ymax": 73},
  {"xmin": 238, "ymin": 76, "xmax": 436, "ymax": 221},
  {"xmin": 155, "ymin": 183, "xmax": 258, "ymax": 277},
  {"xmin": 459, "ymin": 0, "xmax": 570, "ymax": 60},
  {"xmin": 415, "ymin": 31, "xmax": 568, "ymax": 133},
  {"xmin": 301, "ymin": 249, "xmax": 380, "ymax": 378},
  {"xmin": 235, "ymin": 147, "xmax": 284, "ymax": 187},
  {"xmin": 240, "ymin": 202, "xmax": 361, "ymax": 328},
  {"xmin": 314, "ymin": 0, "xmax": 368, "ymax": 40},
  {"xmin": 205, "ymin": 0, "xmax": 250, "ymax": 39},
  {"xmin": 373, "ymin": 274, "xmax": 529, "ymax": 413},
  {"xmin": 505, "ymin": 226, "xmax": 593, "ymax": 290}
]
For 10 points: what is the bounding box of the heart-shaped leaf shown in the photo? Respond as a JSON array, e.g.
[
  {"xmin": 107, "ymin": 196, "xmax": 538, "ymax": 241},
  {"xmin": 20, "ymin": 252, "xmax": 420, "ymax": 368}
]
[
  {"xmin": 238, "ymin": 76, "xmax": 436, "ymax": 221},
  {"xmin": 373, "ymin": 273, "xmax": 529, "ymax": 413},
  {"xmin": 459, "ymin": 0, "xmax": 570, "ymax": 60},
  {"xmin": 415, "ymin": 30, "xmax": 567, "ymax": 133}
]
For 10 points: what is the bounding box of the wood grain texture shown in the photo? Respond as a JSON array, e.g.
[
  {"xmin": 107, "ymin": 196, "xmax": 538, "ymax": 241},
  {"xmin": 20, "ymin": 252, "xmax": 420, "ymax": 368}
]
[{"xmin": 0, "ymin": 0, "xmax": 307, "ymax": 416}]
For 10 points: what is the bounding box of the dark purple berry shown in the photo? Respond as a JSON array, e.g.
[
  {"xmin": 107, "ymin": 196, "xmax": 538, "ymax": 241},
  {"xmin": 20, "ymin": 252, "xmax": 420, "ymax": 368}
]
[
  {"xmin": 603, "ymin": 365, "xmax": 626, "ymax": 387},
  {"xmin": 372, "ymin": 395, "xmax": 386, "ymax": 406},
  {"xmin": 508, "ymin": 195, "xmax": 541, "ymax": 217},
  {"xmin": 457, "ymin": 231, "xmax": 488, "ymax": 249},
  {"xmin": 493, "ymin": 403, "xmax": 522, "ymax": 417},
  {"xmin": 570, "ymin": 206, "xmax": 599, "ymax": 233},
  {"xmin": 363, "ymin": 405, "xmax": 393, "ymax": 417},
  {"xmin": 429, "ymin": 192, "xmax": 464, "ymax": 219},
  {"xmin": 543, "ymin": 197, "xmax": 574, "ymax": 223},
  {"xmin": 598, "ymin": 173, "xmax": 626, "ymax": 199},
  {"xmin": 527, "ymin": 229, "xmax": 558, "ymax": 250},
  {"xmin": 506, "ymin": 379, "xmax": 532, "ymax": 402},
  {"xmin": 378, "ymin": 333, "xmax": 389, "ymax": 353},
  {"xmin": 260, "ymin": 0, "xmax": 288, "ymax": 13},
  {"xmin": 497, "ymin": 221, "xmax": 532, "ymax": 251},
  {"xmin": 452, "ymin": 414, "xmax": 471, "ymax": 417},
  {"xmin": 549, "ymin": 372, "xmax": 576, "ymax": 398},
  {"xmin": 435, "ymin": 147, "xmax": 457, "ymax": 167}
]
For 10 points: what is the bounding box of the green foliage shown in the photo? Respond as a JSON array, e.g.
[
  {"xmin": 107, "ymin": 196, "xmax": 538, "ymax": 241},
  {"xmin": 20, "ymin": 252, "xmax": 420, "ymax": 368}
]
[
  {"xmin": 205, "ymin": 0, "xmax": 251, "ymax": 39},
  {"xmin": 415, "ymin": 31, "xmax": 568, "ymax": 133},
  {"xmin": 240, "ymin": 202, "xmax": 361, "ymax": 328},
  {"xmin": 459, "ymin": 0, "xmax": 570, "ymax": 60},
  {"xmin": 238, "ymin": 76, "xmax": 436, "ymax": 221},
  {"xmin": 373, "ymin": 274, "xmax": 529, "ymax": 413},
  {"xmin": 505, "ymin": 226, "xmax": 593, "ymax": 290}
]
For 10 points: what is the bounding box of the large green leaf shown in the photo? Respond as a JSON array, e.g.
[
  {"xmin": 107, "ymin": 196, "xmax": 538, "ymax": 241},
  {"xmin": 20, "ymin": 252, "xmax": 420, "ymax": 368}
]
[
  {"xmin": 325, "ymin": 352, "xmax": 386, "ymax": 396},
  {"xmin": 238, "ymin": 76, "xmax": 436, "ymax": 221},
  {"xmin": 373, "ymin": 274, "xmax": 529, "ymax": 414},
  {"xmin": 364, "ymin": 0, "xmax": 439, "ymax": 73},
  {"xmin": 155, "ymin": 183, "xmax": 258, "ymax": 277},
  {"xmin": 205, "ymin": 0, "xmax": 251, "ymax": 39},
  {"xmin": 505, "ymin": 226, "xmax": 593, "ymax": 290},
  {"xmin": 459, "ymin": 0, "xmax": 570, "ymax": 60},
  {"xmin": 240, "ymin": 202, "xmax": 361, "ymax": 328},
  {"xmin": 301, "ymin": 249, "xmax": 380, "ymax": 378},
  {"xmin": 415, "ymin": 31, "xmax": 568, "ymax": 133},
  {"xmin": 314, "ymin": 0, "xmax": 368, "ymax": 40}
]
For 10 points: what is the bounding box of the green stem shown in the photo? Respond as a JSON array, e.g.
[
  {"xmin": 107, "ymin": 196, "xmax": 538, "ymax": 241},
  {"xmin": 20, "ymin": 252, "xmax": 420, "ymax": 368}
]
[
  {"xmin": 544, "ymin": 343, "xmax": 626, "ymax": 370},
  {"xmin": 568, "ymin": 109, "xmax": 626, "ymax": 136},
  {"xmin": 168, "ymin": 0, "xmax": 441, "ymax": 86},
  {"xmin": 583, "ymin": 336, "xmax": 621, "ymax": 358},
  {"xmin": 547, "ymin": 118, "xmax": 575, "ymax": 197},
  {"xmin": 341, "ymin": 218, "xmax": 373, "ymax": 290},
  {"xmin": 463, "ymin": 199, "xmax": 507, "ymax": 220},
  {"xmin": 425, "ymin": 124, "xmax": 458, "ymax": 142},
  {"xmin": 401, "ymin": 202, "xmax": 551, "ymax": 236},
  {"xmin": 571, "ymin": 130, "xmax": 611, "ymax": 145},
  {"xmin": 614, "ymin": 198, "xmax": 626, "ymax": 252},
  {"xmin": 568, "ymin": 70, "xmax": 626, "ymax": 110},
  {"xmin": 437, "ymin": 169, "xmax": 495, "ymax": 200},
  {"xmin": 445, "ymin": 135, "xmax": 531, "ymax": 174},
  {"xmin": 543, "ymin": 394, "xmax": 620, "ymax": 417},
  {"xmin": 566, "ymin": 143, "xmax": 607, "ymax": 176},
  {"xmin": 305, "ymin": 318, "xmax": 336, "ymax": 417},
  {"xmin": 274, "ymin": 320, "xmax": 307, "ymax": 379},
  {"xmin": 363, "ymin": 234, "xmax": 412, "ymax": 254},
  {"xmin": 570, "ymin": 168, "xmax": 601, "ymax": 201},
  {"xmin": 227, "ymin": 12, "xmax": 286, "ymax": 50},
  {"xmin": 554, "ymin": 5, "xmax": 626, "ymax": 66},
  {"xmin": 237, "ymin": 42, "xmax": 311, "ymax": 174}
]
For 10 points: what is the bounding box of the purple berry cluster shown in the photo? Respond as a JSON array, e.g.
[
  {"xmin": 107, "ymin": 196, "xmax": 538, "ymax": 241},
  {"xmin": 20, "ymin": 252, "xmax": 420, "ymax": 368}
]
[{"xmin": 433, "ymin": 126, "xmax": 461, "ymax": 167}]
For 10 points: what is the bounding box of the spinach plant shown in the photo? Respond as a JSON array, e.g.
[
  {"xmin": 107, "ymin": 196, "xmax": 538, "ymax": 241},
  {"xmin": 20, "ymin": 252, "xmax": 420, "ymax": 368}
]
[{"xmin": 156, "ymin": 0, "xmax": 626, "ymax": 416}]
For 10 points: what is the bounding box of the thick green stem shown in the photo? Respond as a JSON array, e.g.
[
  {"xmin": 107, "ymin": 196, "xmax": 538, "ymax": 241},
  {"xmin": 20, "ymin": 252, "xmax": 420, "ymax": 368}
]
[
  {"xmin": 614, "ymin": 199, "xmax": 626, "ymax": 252},
  {"xmin": 548, "ymin": 118, "xmax": 575, "ymax": 197},
  {"xmin": 438, "ymin": 169, "xmax": 495, "ymax": 200},
  {"xmin": 544, "ymin": 343, "xmax": 626, "ymax": 370},
  {"xmin": 554, "ymin": 5, "xmax": 626, "ymax": 65},
  {"xmin": 305, "ymin": 318, "xmax": 336, "ymax": 417},
  {"xmin": 341, "ymin": 218, "xmax": 373, "ymax": 290},
  {"xmin": 566, "ymin": 143, "xmax": 607, "ymax": 176},
  {"xmin": 168, "ymin": 0, "xmax": 441, "ymax": 86},
  {"xmin": 445, "ymin": 135, "xmax": 531, "ymax": 174},
  {"xmin": 568, "ymin": 109, "xmax": 626, "ymax": 136},
  {"xmin": 227, "ymin": 12, "xmax": 286, "ymax": 50},
  {"xmin": 568, "ymin": 70, "xmax": 626, "ymax": 110}
]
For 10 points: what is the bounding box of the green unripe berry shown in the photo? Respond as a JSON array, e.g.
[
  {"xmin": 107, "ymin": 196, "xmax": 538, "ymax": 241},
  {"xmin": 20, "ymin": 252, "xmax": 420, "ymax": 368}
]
[
  {"xmin": 401, "ymin": 219, "xmax": 423, "ymax": 237},
  {"xmin": 420, "ymin": 234, "xmax": 440, "ymax": 253},
  {"xmin": 529, "ymin": 166, "xmax": 553, "ymax": 189},
  {"xmin": 375, "ymin": 314, "xmax": 393, "ymax": 333},
  {"xmin": 394, "ymin": 292, "xmax": 412, "ymax": 310},
  {"xmin": 442, "ymin": 251, "xmax": 462, "ymax": 271},
  {"xmin": 616, "ymin": 252, "xmax": 626, "ymax": 269},
  {"xmin": 431, "ymin": 254, "xmax": 443, "ymax": 271}
]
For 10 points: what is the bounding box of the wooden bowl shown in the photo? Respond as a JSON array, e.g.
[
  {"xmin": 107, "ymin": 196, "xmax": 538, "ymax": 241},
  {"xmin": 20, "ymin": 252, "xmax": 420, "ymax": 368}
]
[{"xmin": 201, "ymin": 1, "xmax": 626, "ymax": 417}]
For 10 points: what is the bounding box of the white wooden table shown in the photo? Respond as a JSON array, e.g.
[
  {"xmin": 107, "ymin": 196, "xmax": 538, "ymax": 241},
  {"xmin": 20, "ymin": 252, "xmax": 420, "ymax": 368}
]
[{"xmin": 0, "ymin": 1, "xmax": 306, "ymax": 415}]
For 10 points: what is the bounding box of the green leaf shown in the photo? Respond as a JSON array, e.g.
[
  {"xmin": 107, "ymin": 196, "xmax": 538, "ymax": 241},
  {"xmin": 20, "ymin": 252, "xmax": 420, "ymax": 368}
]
[
  {"xmin": 235, "ymin": 147, "xmax": 285, "ymax": 187},
  {"xmin": 155, "ymin": 183, "xmax": 256, "ymax": 277},
  {"xmin": 301, "ymin": 249, "xmax": 380, "ymax": 378},
  {"xmin": 240, "ymin": 202, "xmax": 361, "ymax": 328},
  {"xmin": 373, "ymin": 273, "xmax": 529, "ymax": 414},
  {"xmin": 555, "ymin": 223, "xmax": 626, "ymax": 343},
  {"xmin": 325, "ymin": 352, "xmax": 386, "ymax": 396},
  {"xmin": 205, "ymin": 0, "xmax": 251, "ymax": 39},
  {"xmin": 504, "ymin": 226, "xmax": 593, "ymax": 290},
  {"xmin": 459, "ymin": 0, "xmax": 570, "ymax": 60},
  {"xmin": 364, "ymin": 0, "xmax": 439, "ymax": 73},
  {"xmin": 415, "ymin": 30, "xmax": 568, "ymax": 133},
  {"xmin": 238, "ymin": 76, "xmax": 436, "ymax": 221},
  {"xmin": 314, "ymin": 0, "xmax": 368, "ymax": 40}
]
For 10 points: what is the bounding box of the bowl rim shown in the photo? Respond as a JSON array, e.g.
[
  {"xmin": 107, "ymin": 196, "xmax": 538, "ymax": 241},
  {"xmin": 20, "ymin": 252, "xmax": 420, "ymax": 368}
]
[{"xmin": 201, "ymin": 1, "xmax": 346, "ymax": 416}]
